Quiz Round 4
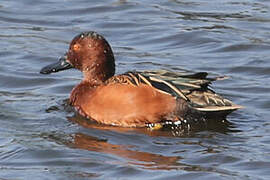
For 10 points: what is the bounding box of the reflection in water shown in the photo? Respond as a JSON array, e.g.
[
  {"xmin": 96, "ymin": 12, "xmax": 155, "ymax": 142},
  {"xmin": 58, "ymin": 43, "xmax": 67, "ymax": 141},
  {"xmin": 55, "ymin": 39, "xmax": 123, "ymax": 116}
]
[
  {"xmin": 60, "ymin": 130, "xmax": 237, "ymax": 175},
  {"xmin": 64, "ymin": 132, "xmax": 220, "ymax": 172},
  {"xmin": 59, "ymin": 114, "xmax": 240, "ymax": 172},
  {"xmin": 68, "ymin": 132, "xmax": 181, "ymax": 170}
]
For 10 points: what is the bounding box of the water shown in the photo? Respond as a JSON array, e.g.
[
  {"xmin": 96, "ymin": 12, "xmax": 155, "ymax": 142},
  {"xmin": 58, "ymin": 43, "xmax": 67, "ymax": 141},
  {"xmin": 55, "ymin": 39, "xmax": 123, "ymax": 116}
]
[{"xmin": 1, "ymin": 0, "xmax": 270, "ymax": 179}]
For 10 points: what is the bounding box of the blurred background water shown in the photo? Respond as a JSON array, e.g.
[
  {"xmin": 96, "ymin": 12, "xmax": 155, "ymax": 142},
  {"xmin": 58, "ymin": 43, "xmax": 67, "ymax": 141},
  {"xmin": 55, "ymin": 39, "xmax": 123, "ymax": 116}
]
[{"xmin": 0, "ymin": 0, "xmax": 270, "ymax": 179}]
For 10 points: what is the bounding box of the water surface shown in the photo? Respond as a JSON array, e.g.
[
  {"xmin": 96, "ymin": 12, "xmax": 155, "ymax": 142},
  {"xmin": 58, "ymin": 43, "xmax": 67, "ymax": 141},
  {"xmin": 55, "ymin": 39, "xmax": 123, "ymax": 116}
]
[{"xmin": 1, "ymin": 0, "xmax": 270, "ymax": 179}]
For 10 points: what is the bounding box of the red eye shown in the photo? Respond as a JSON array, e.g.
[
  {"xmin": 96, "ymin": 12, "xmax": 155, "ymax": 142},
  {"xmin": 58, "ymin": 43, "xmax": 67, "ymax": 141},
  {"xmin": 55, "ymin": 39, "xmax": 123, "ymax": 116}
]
[{"xmin": 73, "ymin": 44, "xmax": 80, "ymax": 51}]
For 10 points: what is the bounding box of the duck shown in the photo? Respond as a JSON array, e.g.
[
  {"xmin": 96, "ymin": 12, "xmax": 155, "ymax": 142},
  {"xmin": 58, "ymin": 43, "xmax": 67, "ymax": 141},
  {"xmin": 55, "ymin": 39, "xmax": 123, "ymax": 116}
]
[{"xmin": 40, "ymin": 31, "xmax": 242, "ymax": 128}]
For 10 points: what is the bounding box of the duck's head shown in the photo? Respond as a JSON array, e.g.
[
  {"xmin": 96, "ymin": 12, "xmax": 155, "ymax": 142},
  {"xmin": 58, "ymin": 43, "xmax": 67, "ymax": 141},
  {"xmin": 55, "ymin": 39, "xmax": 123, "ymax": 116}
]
[{"xmin": 40, "ymin": 31, "xmax": 115, "ymax": 82}]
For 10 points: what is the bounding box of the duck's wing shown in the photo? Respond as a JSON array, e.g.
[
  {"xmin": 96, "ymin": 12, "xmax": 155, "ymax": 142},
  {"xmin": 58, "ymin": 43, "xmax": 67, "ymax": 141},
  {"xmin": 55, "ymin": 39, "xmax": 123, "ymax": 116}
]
[
  {"xmin": 106, "ymin": 71, "xmax": 193, "ymax": 100},
  {"xmin": 106, "ymin": 70, "xmax": 242, "ymax": 116},
  {"xmin": 140, "ymin": 70, "xmax": 243, "ymax": 116},
  {"xmin": 141, "ymin": 70, "xmax": 242, "ymax": 116},
  {"xmin": 140, "ymin": 69, "xmax": 226, "ymax": 92}
]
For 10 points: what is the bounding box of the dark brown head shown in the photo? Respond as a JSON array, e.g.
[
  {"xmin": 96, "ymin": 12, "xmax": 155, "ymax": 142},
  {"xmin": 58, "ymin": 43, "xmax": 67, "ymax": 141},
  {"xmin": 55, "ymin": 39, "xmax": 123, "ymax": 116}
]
[{"xmin": 40, "ymin": 31, "xmax": 115, "ymax": 82}]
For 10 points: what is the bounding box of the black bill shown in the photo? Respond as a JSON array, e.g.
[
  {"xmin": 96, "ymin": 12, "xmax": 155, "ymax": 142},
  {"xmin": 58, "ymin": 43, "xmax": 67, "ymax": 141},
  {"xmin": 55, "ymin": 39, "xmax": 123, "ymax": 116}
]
[{"xmin": 40, "ymin": 56, "xmax": 73, "ymax": 74}]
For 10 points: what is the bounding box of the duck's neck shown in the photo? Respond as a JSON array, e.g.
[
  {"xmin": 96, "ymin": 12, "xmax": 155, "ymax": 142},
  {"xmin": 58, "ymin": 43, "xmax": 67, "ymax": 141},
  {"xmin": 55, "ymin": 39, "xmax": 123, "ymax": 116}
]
[
  {"xmin": 83, "ymin": 70, "xmax": 112, "ymax": 85},
  {"xmin": 83, "ymin": 60, "xmax": 115, "ymax": 84},
  {"xmin": 83, "ymin": 72, "xmax": 105, "ymax": 85}
]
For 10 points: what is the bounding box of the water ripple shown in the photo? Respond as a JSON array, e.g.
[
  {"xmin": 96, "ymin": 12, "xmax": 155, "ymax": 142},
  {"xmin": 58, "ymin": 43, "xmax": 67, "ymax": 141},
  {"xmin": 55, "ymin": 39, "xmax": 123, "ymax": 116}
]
[{"xmin": 0, "ymin": 0, "xmax": 270, "ymax": 179}]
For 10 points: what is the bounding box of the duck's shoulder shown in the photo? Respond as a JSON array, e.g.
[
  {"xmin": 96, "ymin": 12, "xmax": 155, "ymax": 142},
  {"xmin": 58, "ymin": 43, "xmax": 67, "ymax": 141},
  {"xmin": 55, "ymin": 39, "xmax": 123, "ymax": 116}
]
[{"xmin": 105, "ymin": 72, "xmax": 142, "ymax": 86}]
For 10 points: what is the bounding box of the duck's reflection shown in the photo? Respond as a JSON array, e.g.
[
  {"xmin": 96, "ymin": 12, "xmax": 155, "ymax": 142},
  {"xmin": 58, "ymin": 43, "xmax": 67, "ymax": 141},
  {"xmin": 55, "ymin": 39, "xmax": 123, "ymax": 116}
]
[
  {"xmin": 65, "ymin": 115, "xmax": 185, "ymax": 170},
  {"xmin": 59, "ymin": 115, "xmax": 239, "ymax": 171},
  {"xmin": 69, "ymin": 132, "xmax": 181, "ymax": 170}
]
